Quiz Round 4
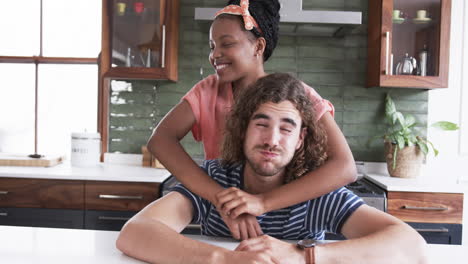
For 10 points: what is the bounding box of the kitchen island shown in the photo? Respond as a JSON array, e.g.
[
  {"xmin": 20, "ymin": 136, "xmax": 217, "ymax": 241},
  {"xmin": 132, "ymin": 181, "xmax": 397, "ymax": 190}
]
[{"xmin": 0, "ymin": 225, "xmax": 466, "ymax": 264}]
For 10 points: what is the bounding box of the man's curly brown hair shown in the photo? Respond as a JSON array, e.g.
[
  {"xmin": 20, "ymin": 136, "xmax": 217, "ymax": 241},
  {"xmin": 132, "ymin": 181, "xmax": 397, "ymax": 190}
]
[{"xmin": 221, "ymin": 73, "xmax": 328, "ymax": 183}]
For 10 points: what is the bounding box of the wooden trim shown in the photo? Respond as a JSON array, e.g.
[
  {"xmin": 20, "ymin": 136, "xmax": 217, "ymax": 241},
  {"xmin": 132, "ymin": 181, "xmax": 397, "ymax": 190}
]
[
  {"xmin": 437, "ymin": 0, "xmax": 451, "ymax": 87},
  {"xmin": 165, "ymin": 0, "xmax": 179, "ymax": 82},
  {"xmin": 0, "ymin": 56, "xmax": 97, "ymax": 64},
  {"xmin": 366, "ymin": 0, "xmax": 383, "ymax": 87}
]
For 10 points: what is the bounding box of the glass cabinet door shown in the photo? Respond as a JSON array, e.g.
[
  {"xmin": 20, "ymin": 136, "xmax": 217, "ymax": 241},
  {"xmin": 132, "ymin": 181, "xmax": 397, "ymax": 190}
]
[
  {"xmin": 100, "ymin": 0, "xmax": 178, "ymax": 81},
  {"xmin": 391, "ymin": 0, "xmax": 440, "ymax": 77},
  {"xmin": 111, "ymin": 0, "xmax": 164, "ymax": 69},
  {"xmin": 367, "ymin": 0, "xmax": 451, "ymax": 89}
]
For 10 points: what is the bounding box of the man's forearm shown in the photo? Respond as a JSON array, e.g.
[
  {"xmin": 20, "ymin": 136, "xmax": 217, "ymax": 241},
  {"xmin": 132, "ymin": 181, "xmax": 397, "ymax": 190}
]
[
  {"xmin": 117, "ymin": 218, "xmax": 230, "ymax": 264},
  {"xmin": 314, "ymin": 224, "xmax": 427, "ymax": 264}
]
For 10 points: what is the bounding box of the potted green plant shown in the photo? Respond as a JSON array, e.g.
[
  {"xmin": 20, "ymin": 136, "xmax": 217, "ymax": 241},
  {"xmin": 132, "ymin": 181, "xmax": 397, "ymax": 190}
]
[{"xmin": 380, "ymin": 94, "xmax": 458, "ymax": 178}]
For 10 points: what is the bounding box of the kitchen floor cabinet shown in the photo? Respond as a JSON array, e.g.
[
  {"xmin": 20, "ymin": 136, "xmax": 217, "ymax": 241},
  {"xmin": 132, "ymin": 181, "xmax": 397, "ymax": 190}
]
[
  {"xmin": 407, "ymin": 222, "xmax": 462, "ymax": 245},
  {"xmin": 0, "ymin": 178, "xmax": 160, "ymax": 232},
  {"xmin": 85, "ymin": 210, "xmax": 136, "ymax": 231},
  {"xmin": 387, "ymin": 191, "xmax": 463, "ymax": 245},
  {"xmin": 0, "ymin": 208, "xmax": 84, "ymax": 229},
  {"xmin": 367, "ymin": 0, "xmax": 451, "ymax": 88}
]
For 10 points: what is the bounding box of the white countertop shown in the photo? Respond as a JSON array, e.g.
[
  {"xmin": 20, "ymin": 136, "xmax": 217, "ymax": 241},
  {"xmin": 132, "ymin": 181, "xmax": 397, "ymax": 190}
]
[
  {"xmin": 0, "ymin": 163, "xmax": 171, "ymax": 183},
  {"xmin": 364, "ymin": 173, "xmax": 465, "ymax": 193},
  {"xmin": 0, "ymin": 225, "xmax": 465, "ymax": 264}
]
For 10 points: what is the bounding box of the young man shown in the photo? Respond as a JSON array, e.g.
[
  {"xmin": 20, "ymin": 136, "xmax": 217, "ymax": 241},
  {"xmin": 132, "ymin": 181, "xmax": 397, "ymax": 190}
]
[{"xmin": 117, "ymin": 73, "xmax": 427, "ymax": 264}]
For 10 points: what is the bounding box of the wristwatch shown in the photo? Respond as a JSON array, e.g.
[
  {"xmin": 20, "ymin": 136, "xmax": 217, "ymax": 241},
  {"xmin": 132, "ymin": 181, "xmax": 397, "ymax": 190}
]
[{"xmin": 297, "ymin": 239, "xmax": 316, "ymax": 264}]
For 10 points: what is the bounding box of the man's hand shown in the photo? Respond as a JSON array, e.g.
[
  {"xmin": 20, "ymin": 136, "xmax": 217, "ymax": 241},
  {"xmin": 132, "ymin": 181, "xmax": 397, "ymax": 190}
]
[
  {"xmin": 225, "ymin": 251, "xmax": 279, "ymax": 264},
  {"xmin": 235, "ymin": 235, "xmax": 306, "ymax": 264},
  {"xmin": 216, "ymin": 187, "xmax": 267, "ymax": 218},
  {"xmin": 220, "ymin": 213, "xmax": 263, "ymax": 240}
]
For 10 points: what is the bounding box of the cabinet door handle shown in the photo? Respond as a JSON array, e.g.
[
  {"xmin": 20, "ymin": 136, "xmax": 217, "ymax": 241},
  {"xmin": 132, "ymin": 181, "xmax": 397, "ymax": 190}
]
[
  {"xmin": 402, "ymin": 205, "xmax": 448, "ymax": 211},
  {"xmin": 161, "ymin": 24, "xmax": 166, "ymax": 68},
  {"xmin": 98, "ymin": 216, "xmax": 130, "ymax": 221},
  {"xmin": 385, "ymin": 31, "xmax": 390, "ymax": 75},
  {"xmin": 0, "ymin": 212, "xmax": 7, "ymax": 217},
  {"xmin": 0, "ymin": 191, "xmax": 9, "ymax": 195},
  {"xmin": 98, "ymin": 194, "xmax": 143, "ymax": 200},
  {"xmin": 414, "ymin": 228, "xmax": 449, "ymax": 233}
]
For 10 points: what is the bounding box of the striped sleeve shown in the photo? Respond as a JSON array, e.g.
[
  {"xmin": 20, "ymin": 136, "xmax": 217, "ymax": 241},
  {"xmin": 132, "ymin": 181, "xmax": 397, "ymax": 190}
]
[
  {"xmin": 306, "ymin": 187, "xmax": 364, "ymax": 235},
  {"xmin": 169, "ymin": 160, "xmax": 214, "ymax": 224}
]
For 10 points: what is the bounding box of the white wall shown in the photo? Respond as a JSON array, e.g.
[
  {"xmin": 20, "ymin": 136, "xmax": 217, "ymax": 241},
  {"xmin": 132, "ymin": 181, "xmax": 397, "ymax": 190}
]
[
  {"xmin": 426, "ymin": 0, "xmax": 468, "ymax": 246},
  {"xmin": 426, "ymin": 0, "xmax": 468, "ymax": 183}
]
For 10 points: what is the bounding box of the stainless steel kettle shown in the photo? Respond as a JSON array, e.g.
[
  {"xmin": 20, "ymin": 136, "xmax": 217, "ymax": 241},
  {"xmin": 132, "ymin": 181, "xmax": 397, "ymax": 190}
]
[{"xmin": 395, "ymin": 53, "xmax": 417, "ymax": 75}]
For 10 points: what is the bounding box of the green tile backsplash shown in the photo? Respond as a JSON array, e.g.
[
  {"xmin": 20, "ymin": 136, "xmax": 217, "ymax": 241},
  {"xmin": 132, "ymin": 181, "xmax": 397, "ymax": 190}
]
[{"xmin": 108, "ymin": 0, "xmax": 428, "ymax": 162}]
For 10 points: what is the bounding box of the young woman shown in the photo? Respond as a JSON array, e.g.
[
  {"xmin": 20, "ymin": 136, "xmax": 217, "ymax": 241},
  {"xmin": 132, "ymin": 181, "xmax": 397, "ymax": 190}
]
[{"xmin": 147, "ymin": 0, "xmax": 356, "ymax": 240}]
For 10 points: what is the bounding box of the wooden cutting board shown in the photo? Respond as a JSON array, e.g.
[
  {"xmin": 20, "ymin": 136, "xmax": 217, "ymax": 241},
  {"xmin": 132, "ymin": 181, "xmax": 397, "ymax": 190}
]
[{"xmin": 0, "ymin": 154, "xmax": 64, "ymax": 167}]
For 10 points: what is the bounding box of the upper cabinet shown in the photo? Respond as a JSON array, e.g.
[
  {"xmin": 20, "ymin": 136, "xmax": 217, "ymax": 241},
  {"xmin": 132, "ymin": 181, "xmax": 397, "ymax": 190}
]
[
  {"xmin": 367, "ymin": 0, "xmax": 451, "ymax": 89},
  {"xmin": 100, "ymin": 0, "xmax": 179, "ymax": 81}
]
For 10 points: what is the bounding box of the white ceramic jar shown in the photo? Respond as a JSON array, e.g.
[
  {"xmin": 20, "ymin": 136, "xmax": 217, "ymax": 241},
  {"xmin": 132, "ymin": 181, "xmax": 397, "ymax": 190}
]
[{"xmin": 71, "ymin": 132, "xmax": 101, "ymax": 167}]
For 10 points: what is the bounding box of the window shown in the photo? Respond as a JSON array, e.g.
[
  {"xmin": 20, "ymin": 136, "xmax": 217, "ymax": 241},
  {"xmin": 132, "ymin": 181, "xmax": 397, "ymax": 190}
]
[{"xmin": 0, "ymin": 0, "xmax": 101, "ymax": 157}]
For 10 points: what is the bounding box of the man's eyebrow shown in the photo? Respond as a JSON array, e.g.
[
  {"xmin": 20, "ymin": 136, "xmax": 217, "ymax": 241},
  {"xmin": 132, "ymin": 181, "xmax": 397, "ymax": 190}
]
[
  {"xmin": 252, "ymin": 113, "xmax": 270, "ymax": 120},
  {"xmin": 282, "ymin": 118, "xmax": 297, "ymax": 127},
  {"xmin": 252, "ymin": 113, "xmax": 298, "ymax": 127}
]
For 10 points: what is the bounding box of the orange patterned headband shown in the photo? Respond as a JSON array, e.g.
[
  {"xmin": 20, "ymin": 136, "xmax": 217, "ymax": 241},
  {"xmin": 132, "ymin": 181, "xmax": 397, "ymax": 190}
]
[{"xmin": 215, "ymin": 0, "xmax": 262, "ymax": 34}]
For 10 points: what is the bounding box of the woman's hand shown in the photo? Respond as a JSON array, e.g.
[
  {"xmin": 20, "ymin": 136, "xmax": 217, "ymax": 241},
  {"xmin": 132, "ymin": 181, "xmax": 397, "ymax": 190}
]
[
  {"xmin": 235, "ymin": 235, "xmax": 306, "ymax": 264},
  {"xmin": 216, "ymin": 187, "xmax": 267, "ymax": 218},
  {"xmin": 220, "ymin": 212, "xmax": 263, "ymax": 240}
]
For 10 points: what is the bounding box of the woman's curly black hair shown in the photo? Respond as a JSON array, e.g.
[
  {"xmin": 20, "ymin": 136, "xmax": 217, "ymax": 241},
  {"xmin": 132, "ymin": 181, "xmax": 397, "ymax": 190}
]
[
  {"xmin": 221, "ymin": 73, "xmax": 328, "ymax": 183},
  {"xmin": 220, "ymin": 0, "xmax": 280, "ymax": 62}
]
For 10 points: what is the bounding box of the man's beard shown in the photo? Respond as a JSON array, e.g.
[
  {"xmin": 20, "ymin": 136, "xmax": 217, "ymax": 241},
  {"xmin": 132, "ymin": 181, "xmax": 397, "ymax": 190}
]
[{"xmin": 246, "ymin": 145, "xmax": 287, "ymax": 177}]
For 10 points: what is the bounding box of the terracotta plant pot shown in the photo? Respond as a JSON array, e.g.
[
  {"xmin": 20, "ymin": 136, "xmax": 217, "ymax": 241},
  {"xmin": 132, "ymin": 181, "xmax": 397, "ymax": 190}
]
[{"xmin": 384, "ymin": 142, "xmax": 424, "ymax": 178}]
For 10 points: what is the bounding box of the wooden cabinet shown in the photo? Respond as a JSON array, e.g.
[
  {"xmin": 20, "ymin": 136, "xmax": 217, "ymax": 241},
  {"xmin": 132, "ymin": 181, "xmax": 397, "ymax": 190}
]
[
  {"xmin": 0, "ymin": 178, "xmax": 84, "ymax": 209},
  {"xmin": 367, "ymin": 0, "xmax": 451, "ymax": 88},
  {"xmin": 100, "ymin": 0, "xmax": 179, "ymax": 81},
  {"xmin": 85, "ymin": 181, "xmax": 159, "ymax": 211},
  {"xmin": 0, "ymin": 177, "xmax": 160, "ymax": 231},
  {"xmin": 387, "ymin": 191, "xmax": 463, "ymax": 245},
  {"xmin": 387, "ymin": 191, "xmax": 463, "ymax": 224}
]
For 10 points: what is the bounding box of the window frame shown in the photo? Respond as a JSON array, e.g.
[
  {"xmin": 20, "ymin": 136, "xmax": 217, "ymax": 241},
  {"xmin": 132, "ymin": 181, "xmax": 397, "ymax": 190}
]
[{"xmin": 0, "ymin": 0, "xmax": 101, "ymax": 156}]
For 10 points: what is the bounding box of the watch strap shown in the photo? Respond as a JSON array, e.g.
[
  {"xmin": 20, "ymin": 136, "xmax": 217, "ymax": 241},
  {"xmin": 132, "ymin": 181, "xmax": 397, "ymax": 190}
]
[{"xmin": 305, "ymin": 247, "xmax": 315, "ymax": 264}]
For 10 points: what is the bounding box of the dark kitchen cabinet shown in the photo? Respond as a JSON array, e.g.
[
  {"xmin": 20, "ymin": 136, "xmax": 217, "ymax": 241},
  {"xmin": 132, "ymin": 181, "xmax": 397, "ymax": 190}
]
[
  {"xmin": 0, "ymin": 208, "xmax": 84, "ymax": 229},
  {"xmin": 85, "ymin": 210, "xmax": 136, "ymax": 231},
  {"xmin": 407, "ymin": 222, "xmax": 462, "ymax": 245},
  {"xmin": 367, "ymin": 0, "xmax": 451, "ymax": 88}
]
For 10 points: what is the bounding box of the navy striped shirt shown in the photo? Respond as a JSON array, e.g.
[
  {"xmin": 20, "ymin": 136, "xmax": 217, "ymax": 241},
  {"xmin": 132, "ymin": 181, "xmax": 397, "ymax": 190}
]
[{"xmin": 172, "ymin": 160, "xmax": 364, "ymax": 240}]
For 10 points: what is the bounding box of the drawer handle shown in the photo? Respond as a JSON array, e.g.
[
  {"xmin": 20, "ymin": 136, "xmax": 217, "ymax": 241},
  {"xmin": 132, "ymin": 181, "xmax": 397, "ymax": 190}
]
[
  {"xmin": 0, "ymin": 212, "xmax": 7, "ymax": 217},
  {"xmin": 98, "ymin": 194, "xmax": 143, "ymax": 200},
  {"xmin": 414, "ymin": 228, "xmax": 449, "ymax": 233},
  {"xmin": 0, "ymin": 191, "xmax": 9, "ymax": 195},
  {"xmin": 98, "ymin": 216, "xmax": 131, "ymax": 221},
  {"xmin": 402, "ymin": 205, "xmax": 448, "ymax": 211}
]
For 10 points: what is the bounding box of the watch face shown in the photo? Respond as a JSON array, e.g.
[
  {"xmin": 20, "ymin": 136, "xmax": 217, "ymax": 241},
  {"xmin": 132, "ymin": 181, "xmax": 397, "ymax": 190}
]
[{"xmin": 297, "ymin": 239, "xmax": 316, "ymax": 248}]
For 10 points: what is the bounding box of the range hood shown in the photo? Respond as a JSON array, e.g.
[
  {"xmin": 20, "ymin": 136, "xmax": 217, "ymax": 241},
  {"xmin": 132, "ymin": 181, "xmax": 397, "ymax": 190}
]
[{"xmin": 194, "ymin": 0, "xmax": 362, "ymax": 37}]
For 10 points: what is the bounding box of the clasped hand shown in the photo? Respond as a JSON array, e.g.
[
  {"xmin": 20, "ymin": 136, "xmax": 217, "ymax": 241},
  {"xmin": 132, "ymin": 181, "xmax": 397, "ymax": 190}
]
[
  {"xmin": 215, "ymin": 187, "xmax": 267, "ymax": 240},
  {"xmin": 231, "ymin": 235, "xmax": 305, "ymax": 264}
]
